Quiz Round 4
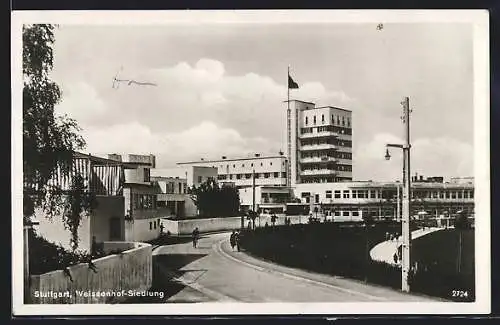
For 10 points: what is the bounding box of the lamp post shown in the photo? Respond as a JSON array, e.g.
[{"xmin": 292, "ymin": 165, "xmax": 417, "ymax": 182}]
[{"xmin": 384, "ymin": 96, "xmax": 412, "ymax": 293}]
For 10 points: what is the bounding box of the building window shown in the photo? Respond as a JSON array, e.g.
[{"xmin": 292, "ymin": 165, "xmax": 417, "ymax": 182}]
[
  {"xmin": 198, "ymin": 176, "xmax": 202, "ymax": 183},
  {"xmin": 370, "ymin": 190, "xmax": 376, "ymax": 199},
  {"xmin": 331, "ymin": 115, "xmax": 335, "ymax": 123},
  {"xmin": 352, "ymin": 190, "xmax": 357, "ymax": 199},
  {"xmin": 326, "ymin": 190, "xmax": 332, "ymax": 199},
  {"xmin": 334, "ymin": 190, "xmax": 341, "ymax": 198},
  {"xmin": 229, "ymin": 174, "xmax": 233, "ymax": 180},
  {"xmin": 347, "ymin": 117, "xmax": 351, "ymax": 127},
  {"xmin": 246, "ymin": 174, "xmax": 252, "ymax": 179},
  {"xmin": 458, "ymin": 191, "xmax": 463, "ymax": 199},
  {"xmin": 236, "ymin": 174, "xmax": 242, "ymax": 180},
  {"xmin": 233, "ymin": 164, "xmax": 236, "ymax": 168},
  {"xmin": 149, "ymin": 222, "xmax": 152, "ymax": 230},
  {"xmin": 273, "ymin": 172, "xmax": 279, "ymax": 178},
  {"xmin": 352, "ymin": 211, "xmax": 359, "ymax": 217},
  {"xmin": 470, "ymin": 190, "xmax": 474, "ymax": 199},
  {"xmin": 321, "ymin": 114, "xmax": 325, "ymax": 123},
  {"xmin": 343, "ymin": 190, "xmax": 349, "ymax": 198},
  {"xmin": 342, "ymin": 211, "xmax": 349, "ymax": 217},
  {"xmin": 281, "ymin": 172, "xmax": 287, "ymax": 178},
  {"xmin": 305, "ymin": 116, "xmax": 308, "ymax": 125},
  {"xmin": 334, "ymin": 211, "xmax": 340, "ymax": 216},
  {"xmin": 445, "ymin": 191, "xmax": 450, "ymax": 199},
  {"xmin": 143, "ymin": 168, "xmax": 150, "ymax": 182},
  {"xmin": 439, "ymin": 191, "xmax": 444, "ymax": 199},
  {"xmin": 313, "ymin": 116, "xmax": 317, "ymax": 124},
  {"xmin": 451, "ymin": 191, "xmax": 457, "ymax": 199},
  {"xmin": 337, "ymin": 116, "xmax": 340, "ymax": 124},
  {"xmin": 251, "ymin": 163, "xmax": 253, "ymax": 167},
  {"xmin": 154, "ymin": 221, "xmax": 157, "ymax": 229},
  {"xmin": 178, "ymin": 183, "xmax": 182, "ymax": 193},
  {"xmin": 242, "ymin": 164, "xmax": 245, "ymax": 167},
  {"xmin": 358, "ymin": 190, "xmax": 367, "ymax": 199},
  {"xmin": 270, "ymin": 162, "xmax": 273, "ymax": 166},
  {"xmin": 264, "ymin": 173, "xmax": 270, "ymax": 178}
]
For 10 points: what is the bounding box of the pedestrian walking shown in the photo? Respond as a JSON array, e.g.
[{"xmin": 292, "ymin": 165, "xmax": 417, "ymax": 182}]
[
  {"xmin": 192, "ymin": 227, "xmax": 200, "ymax": 248},
  {"xmin": 234, "ymin": 231, "xmax": 241, "ymax": 252},
  {"xmin": 230, "ymin": 230, "xmax": 236, "ymax": 251}
]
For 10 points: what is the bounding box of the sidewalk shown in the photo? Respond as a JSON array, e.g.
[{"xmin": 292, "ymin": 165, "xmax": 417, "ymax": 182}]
[{"xmin": 369, "ymin": 227, "xmax": 443, "ymax": 266}]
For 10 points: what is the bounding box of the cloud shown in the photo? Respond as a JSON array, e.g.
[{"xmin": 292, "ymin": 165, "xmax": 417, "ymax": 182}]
[
  {"xmin": 294, "ymin": 81, "xmax": 354, "ymax": 106},
  {"xmin": 81, "ymin": 120, "xmax": 279, "ymax": 167},
  {"xmin": 354, "ymin": 133, "xmax": 473, "ymax": 181},
  {"xmin": 54, "ymin": 82, "xmax": 108, "ymax": 125}
]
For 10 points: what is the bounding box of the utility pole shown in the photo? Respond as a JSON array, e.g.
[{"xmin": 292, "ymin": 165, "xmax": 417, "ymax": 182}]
[
  {"xmin": 385, "ymin": 96, "xmax": 412, "ymax": 292},
  {"xmin": 401, "ymin": 96, "xmax": 412, "ymax": 293},
  {"xmin": 252, "ymin": 169, "xmax": 256, "ymax": 229}
]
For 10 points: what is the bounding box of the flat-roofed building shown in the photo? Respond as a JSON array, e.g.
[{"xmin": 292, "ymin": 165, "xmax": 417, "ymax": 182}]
[{"xmin": 177, "ymin": 153, "xmax": 288, "ymax": 189}]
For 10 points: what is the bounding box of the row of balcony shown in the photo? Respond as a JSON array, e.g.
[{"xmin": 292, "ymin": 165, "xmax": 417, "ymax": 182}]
[
  {"xmin": 300, "ymin": 156, "xmax": 337, "ymax": 164},
  {"xmin": 300, "ymin": 169, "xmax": 338, "ymax": 176},
  {"xmin": 300, "ymin": 143, "xmax": 338, "ymax": 151},
  {"xmin": 299, "ymin": 131, "xmax": 339, "ymax": 139}
]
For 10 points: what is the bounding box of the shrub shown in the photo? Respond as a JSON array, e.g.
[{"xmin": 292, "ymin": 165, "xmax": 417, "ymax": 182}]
[
  {"xmin": 240, "ymin": 223, "xmax": 475, "ymax": 301},
  {"xmin": 28, "ymin": 229, "xmax": 102, "ymax": 275}
]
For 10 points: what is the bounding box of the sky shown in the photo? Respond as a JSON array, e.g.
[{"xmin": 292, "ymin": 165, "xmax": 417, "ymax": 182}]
[{"xmin": 49, "ymin": 22, "xmax": 474, "ymax": 182}]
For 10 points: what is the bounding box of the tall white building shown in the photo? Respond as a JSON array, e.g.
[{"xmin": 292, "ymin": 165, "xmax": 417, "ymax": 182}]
[{"xmin": 287, "ymin": 100, "xmax": 353, "ymax": 186}]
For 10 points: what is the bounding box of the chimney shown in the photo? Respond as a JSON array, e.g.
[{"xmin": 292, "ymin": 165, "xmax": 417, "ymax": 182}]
[
  {"xmin": 279, "ymin": 151, "xmax": 284, "ymax": 155},
  {"xmin": 255, "ymin": 153, "xmax": 260, "ymax": 157},
  {"xmin": 201, "ymin": 158, "xmax": 205, "ymax": 161},
  {"xmin": 222, "ymin": 156, "xmax": 227, "ymax": 159},
  {"xmin": 108, "ymin": 154, "xmax": 122, "ymax": 162},
  {"xmin": 420, "ymin": 175, "xmax": 424, "ymax": 181}
]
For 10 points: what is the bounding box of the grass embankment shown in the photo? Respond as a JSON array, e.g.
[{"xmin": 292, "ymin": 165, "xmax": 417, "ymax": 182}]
[{"xmin": 240, "ymin": 222, "xmax": 474, "ymax": 301}]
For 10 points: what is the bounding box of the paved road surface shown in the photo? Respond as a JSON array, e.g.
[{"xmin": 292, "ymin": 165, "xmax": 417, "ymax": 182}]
[
  {"xmin": 370, "ymin": 227, "xmax": 443, "ymax": 266},
  {"xmin": 150, "ymin": 232, "xmax": 443, "ymax": 303}
]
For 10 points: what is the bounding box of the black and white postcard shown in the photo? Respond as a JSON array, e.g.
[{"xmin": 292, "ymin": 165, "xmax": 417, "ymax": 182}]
[{"xmin": 11, "ymin": 10, "xmax": 490, "ymax": 315}]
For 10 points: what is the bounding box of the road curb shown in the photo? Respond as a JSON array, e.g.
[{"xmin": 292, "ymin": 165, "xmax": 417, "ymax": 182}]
[{"xmin": 215, "ymin": 238, "xmax": 392, "ymax": 301}]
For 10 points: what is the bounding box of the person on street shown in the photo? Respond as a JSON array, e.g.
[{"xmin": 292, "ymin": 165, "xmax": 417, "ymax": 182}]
[
  {"xmin": 192, "ymin": 227, "xmax": 200, "ymax": 248},
  {"xmin": 234, "ymin": 231, "xmax": 241, "ymax": 252},
  {"xmin": 230, "ymin": 230, "xmax": 236, "ymax": 251}
]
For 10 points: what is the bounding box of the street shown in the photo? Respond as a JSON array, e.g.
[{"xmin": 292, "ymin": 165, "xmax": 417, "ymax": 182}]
[{"xmin": 146, "ymin": 232, "xmax": 444, "ymax": 303}]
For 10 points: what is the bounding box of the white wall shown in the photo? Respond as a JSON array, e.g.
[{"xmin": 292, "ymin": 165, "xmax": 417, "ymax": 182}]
[
  {"xmin": 33, "ymin": 207, "xmax": 92, "ymax": 253},
  {"xmin": 186, "ymin": 166, "xmax": 218, "ymax": 188},
  {"xmin": 127, "ymin": 217, "xmax": 162, "ymax": 242},
  {"xmin": 124, "ymin": 167, "xmax": 152, "ymax": 185},
  {"xmin": 32, "ymin": 196, "xmax": 124, "ymax": 253}
]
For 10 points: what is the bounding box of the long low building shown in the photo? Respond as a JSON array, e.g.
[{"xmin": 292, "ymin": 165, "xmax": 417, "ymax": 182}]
[
  {"xmin": 177, "ymin": 153, "xmax": 288, "ymax": 188},
  {"xmin": 291, "ymin": 177, "xmax": 474, "ymax": 223}
]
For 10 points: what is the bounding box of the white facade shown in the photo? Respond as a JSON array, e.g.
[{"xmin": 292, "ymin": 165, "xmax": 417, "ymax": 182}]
[
  {"xmin": 292, "ymin": 180, "xmax": 475, "ymax": 222},
  {"xmin": 151, "ymin": 176, "xmax": 198, "ymax": 218},
  {"xmin": 177, "ymin": 154, "xmax": 288, "ymax": 189},
  {"xmin": 288, "ymin": 100, "xmax": 353, "ymax": 186},
  {"xmin": 239, "ymin": 186, "xmax": 291, "ymax": 213}
]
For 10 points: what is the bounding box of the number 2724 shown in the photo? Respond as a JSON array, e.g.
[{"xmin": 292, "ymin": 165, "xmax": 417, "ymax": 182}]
[{"xmin": 452, "ymin": 290, "xmax": 469, "ymax": 298}]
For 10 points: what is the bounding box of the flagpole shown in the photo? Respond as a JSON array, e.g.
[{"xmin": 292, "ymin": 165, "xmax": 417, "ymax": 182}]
[{"xmin": 287, "ymin": 65, "xmax": 291, "ymax": 188}]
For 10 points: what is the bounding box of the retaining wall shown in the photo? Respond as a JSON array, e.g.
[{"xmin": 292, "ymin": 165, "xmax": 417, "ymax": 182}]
[{"xmin": 29, "ymin": 242, "xmax": 152, "ymax": 304}]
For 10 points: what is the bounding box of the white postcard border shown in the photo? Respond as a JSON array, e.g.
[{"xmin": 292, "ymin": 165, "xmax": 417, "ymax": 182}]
[{"xmin": 11, "ymin": 9, "xmax": 491, "ymax": 316}]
